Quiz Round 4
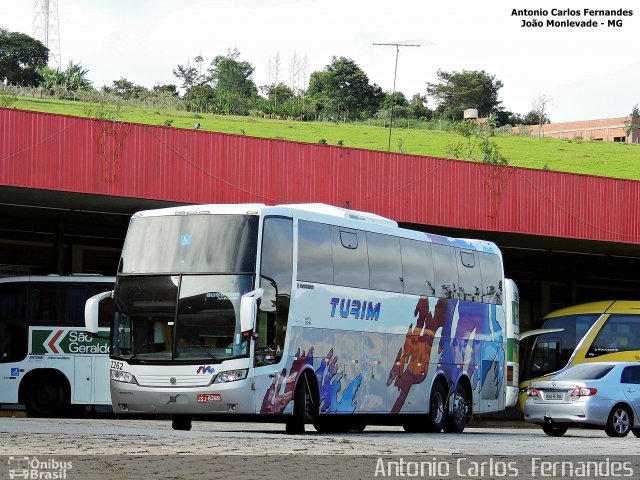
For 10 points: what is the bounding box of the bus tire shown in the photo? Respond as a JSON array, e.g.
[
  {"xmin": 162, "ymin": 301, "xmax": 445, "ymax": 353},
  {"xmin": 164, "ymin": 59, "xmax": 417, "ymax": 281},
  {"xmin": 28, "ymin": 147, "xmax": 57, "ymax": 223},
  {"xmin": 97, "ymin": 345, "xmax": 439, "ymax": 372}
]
[
  {"xmin": 24, "ymin": 377, "xmax": 68, "ymax": 417},
  {"xmin": 286, "ymin": 375, "xmax": 313, "ymax": 434},
  {"xmin": 172, "ymin": 414, "xmax": 192, "ymax": 431},
  {"xmin": 443, "ymin": 382, "xmax": 469, "ymax": 433},
  {"xmin": 313, "ymin": 416, "xmax": 365, "ymax": 433},
  {"xmin": 425, "ymin": 381, "xmax": 446, "ymax": 433}
]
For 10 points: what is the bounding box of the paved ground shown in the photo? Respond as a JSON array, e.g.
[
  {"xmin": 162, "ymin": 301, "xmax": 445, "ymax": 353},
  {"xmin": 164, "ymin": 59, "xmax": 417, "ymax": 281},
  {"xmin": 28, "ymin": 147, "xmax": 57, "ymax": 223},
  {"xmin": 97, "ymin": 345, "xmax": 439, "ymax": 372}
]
[{"xmin": 1, "ymin": 416, "xmax": 638, "ymax": 479}]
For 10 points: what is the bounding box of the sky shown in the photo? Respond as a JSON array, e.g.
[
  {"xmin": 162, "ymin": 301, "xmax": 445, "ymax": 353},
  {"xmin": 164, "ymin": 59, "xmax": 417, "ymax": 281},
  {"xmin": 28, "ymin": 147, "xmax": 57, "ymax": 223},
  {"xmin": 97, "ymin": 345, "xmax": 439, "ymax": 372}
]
[{"xmin": 3, "ymin": 0, "xmax": 639, "ymax": 122}]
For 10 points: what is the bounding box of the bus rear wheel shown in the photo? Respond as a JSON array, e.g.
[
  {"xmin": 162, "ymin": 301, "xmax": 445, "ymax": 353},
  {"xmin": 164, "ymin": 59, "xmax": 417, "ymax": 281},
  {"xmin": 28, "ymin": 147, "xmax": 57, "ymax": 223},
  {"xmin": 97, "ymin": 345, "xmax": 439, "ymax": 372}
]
[
  {"xmin": 443, "ymin": 382, "xmax": 469, "ymax": 433},
  {"xmin": 424, "ymin": 381, "xmax": 446, "ymax": 432},
  {"xmin": 25, "ymin": 379, "xmax": 68, "ymax": 417}
]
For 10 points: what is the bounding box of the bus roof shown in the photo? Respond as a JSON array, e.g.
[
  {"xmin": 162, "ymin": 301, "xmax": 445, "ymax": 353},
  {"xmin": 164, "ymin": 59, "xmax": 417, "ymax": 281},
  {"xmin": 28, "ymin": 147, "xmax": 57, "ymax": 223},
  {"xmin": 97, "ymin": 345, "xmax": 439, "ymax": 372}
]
[
  {"xmin": 543, "ymin": 300, "xmax": 640, "ymax": 319},
  {"xmin": 130, "ymin": 203, "xmax": 500, "ymax": 254}
]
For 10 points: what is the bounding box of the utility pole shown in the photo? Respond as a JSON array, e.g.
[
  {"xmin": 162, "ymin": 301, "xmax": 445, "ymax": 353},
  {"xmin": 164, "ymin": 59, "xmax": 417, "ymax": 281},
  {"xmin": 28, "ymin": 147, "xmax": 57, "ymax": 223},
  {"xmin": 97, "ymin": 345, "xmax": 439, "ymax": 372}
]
[
  {"xmin": 33, "ymin": 0, "xmax": 62, "ymax": 69},
  {"xmin": 373, "ymin": 42, "xmax": 421, "ymax": 152}
]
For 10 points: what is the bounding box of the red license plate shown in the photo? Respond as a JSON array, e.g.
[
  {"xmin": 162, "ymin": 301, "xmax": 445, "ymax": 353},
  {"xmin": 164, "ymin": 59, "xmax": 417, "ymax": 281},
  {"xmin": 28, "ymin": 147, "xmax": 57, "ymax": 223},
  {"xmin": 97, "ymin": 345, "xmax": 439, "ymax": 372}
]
[{"xmin": 197, "ymin": 393, "xmax": 221, "ymax": 403}]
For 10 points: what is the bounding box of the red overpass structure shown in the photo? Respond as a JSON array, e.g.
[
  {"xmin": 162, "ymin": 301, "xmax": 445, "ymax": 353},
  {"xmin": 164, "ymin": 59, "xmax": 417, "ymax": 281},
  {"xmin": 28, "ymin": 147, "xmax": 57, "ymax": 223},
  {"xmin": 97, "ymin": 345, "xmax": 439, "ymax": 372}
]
[{"xmin": 1, "ymin": 107, "xmax": 639, "ymax": 326}]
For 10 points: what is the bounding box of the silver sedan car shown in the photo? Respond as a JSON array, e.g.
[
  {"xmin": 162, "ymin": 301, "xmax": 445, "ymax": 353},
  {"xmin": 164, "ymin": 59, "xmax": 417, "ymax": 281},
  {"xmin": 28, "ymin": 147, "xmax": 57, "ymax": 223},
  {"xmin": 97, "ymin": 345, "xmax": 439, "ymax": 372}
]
[{"xmin": 524, "ymin": 362, "xmax": 640, "ymax": 437}]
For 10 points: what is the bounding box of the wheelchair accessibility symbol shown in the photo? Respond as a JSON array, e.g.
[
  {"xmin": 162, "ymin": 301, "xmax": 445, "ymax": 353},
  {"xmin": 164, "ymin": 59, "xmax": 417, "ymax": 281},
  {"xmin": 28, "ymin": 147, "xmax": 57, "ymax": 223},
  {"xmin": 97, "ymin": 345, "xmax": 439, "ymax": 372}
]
[{"xmin": 10, "ymin": 368, "xmax": 19, "ymax": 376}]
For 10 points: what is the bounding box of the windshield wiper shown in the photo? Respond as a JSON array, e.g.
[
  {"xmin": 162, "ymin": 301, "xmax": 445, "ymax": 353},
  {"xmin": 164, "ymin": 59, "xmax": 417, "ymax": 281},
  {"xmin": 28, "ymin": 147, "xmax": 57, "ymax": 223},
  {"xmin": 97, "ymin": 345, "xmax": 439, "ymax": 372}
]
[
  {"xmin": 128, "ymin": 342, "xmax": 166, "ymax": 362},
  {"xmin": 179, "ymin": 344, "xmax": 219, "ymax": 362}
]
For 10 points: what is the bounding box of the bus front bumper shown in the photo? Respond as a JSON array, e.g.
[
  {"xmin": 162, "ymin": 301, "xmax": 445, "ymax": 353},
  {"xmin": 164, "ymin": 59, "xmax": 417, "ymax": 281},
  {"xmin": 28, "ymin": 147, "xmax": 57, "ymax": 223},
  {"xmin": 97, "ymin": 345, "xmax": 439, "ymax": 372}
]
[{"xmin": 110, "ymin": 378, "xmax": 255, "ymax": 415}]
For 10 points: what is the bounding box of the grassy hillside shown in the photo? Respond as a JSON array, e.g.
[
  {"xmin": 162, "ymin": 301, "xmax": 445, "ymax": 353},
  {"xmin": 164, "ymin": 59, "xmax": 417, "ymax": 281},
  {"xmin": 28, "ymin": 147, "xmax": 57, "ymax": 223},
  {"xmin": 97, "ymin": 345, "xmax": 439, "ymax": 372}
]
[{"xmin": 9, "ymin": 96, "xmax": 640, "ymax": 181}]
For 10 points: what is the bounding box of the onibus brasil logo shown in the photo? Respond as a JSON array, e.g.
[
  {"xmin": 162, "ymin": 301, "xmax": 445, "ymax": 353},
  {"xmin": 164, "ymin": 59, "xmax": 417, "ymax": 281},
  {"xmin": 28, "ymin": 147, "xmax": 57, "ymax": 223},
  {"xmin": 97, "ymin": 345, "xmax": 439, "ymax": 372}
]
[
  {"xmin": 30, "ymin": 328, "xmax": 108, "ymax": 355},
  {"xmin": 7, "ymin": 456, "xmax": 73, "ymax": 479}
]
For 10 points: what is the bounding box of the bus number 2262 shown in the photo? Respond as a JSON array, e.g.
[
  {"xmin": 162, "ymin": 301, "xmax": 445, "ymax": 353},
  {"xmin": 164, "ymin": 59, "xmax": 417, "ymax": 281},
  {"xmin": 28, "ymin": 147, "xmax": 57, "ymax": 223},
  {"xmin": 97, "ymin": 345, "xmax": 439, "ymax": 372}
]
[{"xmin": 110, "ymin": 360, "xmax": 124, "ymax": 370}]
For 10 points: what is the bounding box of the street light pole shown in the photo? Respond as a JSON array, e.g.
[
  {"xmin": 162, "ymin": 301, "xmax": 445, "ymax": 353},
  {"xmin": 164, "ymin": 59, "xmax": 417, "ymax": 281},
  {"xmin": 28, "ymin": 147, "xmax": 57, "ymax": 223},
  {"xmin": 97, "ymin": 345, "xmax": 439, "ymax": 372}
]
[{"xmin": 373, "ymin": 42, "xmax": 421, "ymax": 152}]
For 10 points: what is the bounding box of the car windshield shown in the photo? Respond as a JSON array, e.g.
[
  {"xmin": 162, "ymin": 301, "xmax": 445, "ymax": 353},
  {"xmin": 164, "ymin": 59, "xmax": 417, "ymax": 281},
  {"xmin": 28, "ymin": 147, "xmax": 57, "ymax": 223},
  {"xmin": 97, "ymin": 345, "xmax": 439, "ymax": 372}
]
[{"xmin": 552, "ymin": 363, "xmax": 615, "ymax": 380}]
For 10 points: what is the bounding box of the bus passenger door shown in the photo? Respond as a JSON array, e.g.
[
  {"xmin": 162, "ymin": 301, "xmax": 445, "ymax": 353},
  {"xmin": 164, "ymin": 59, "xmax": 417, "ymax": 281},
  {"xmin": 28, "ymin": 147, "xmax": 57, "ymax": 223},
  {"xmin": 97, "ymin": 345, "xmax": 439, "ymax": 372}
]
[
  {"xmin": 252, "ymin": 216, "xmax": 293, "ymax": 415},
  {"xmin": 73, "ymin": 355, "xmax": 93, "ymax": 403}
]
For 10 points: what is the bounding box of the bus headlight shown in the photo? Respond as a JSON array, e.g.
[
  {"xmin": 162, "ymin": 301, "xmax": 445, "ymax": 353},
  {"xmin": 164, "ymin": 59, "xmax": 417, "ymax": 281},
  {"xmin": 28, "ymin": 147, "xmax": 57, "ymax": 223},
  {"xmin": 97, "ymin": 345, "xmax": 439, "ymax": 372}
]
[
  {"xmin": 213, "ymin": 369, "xmax": 248, "ymax": 383},
  {"xmin": 110, "ymin": 369, "xmax": 138, "ymax": 384}
]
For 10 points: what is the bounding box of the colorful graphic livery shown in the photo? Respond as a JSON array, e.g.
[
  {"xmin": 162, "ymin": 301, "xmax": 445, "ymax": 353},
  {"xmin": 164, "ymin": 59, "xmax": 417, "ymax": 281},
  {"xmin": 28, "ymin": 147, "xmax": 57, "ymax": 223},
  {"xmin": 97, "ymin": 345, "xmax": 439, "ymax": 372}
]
[
  {"xmin": 86, "ymin": 203, "xmax": 518, "ymax": 433},
  {"xmin": 0, "ymin": 275, "xmax": 115, "ymax": 416}
]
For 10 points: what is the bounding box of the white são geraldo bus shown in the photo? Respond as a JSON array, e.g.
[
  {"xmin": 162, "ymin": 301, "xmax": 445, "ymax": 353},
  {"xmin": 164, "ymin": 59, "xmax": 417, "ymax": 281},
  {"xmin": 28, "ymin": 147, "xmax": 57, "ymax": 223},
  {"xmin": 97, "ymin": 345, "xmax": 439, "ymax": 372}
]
[
  {"xmin": 85, "ymin": 203, "xmax": 519, "ymax": 433},
  {"xmin": 0, "ymin": 275, "xmax": 115, "ymax": 416}
]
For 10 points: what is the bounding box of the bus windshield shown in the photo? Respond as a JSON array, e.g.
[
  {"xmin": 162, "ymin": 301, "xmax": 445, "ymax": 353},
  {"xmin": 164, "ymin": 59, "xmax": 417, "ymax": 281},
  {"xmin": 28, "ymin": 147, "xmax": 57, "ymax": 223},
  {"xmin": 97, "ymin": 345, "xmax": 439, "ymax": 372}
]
[
  {"xmin": 523, "ymin": 313, "xmax": 600, "ymax": 381},
  {"xmin": 120, "ymin": 214, "xmax": 258, "ymax": 274},
  {"xmin": 112, "ymin": 274, "xmax": 255, "ymax": 362}
]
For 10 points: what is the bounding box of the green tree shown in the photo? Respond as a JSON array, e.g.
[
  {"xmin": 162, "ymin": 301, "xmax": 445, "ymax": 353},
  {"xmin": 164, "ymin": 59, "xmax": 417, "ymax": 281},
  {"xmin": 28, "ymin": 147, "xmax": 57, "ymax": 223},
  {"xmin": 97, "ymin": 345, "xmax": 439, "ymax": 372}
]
[
  {"xmin": 39, "ymin": 61, "xmax": 92, "ymax": 93},
  {"xmin": 408, "ymin": 93, "xmax": 432, "ymax": 120},
  {"xmin": 427, "ymin": 70, "xmax": 504, "ymax": 121},
  {"xmin": 153, "ymin": 83, "xmax": 179, "ymax": 97},
  {"xmin": 207, "ymin": 48, "xmax": 257, "ymax": 98},
  {"xmin": 62, "ymin": 61, "xmax": 92, "ymax": 91},
  {"xmin": 523, "ymin": 110, "xmax": 550, "ymax": 126},
  {"xmin": 173, "ymin": 57, "xmax": 204, "ymax": 90},
  {"xmin": 183, "ymin": 84, "xmax": 216, "ymax": 112},
  {"xmin": 447, "ymin": 115, "xmax": 508, "ymax": 166},
  {"xmin": 266, "ymin": 82, "xmax": 294, "ymax": 104},
  {"xmin": 107, "ymin": 77, "xmax": 149, "ymax": 99},
  {"xmin": 307, "ymin": 56, "xmax": 383, "ymax": 119},
  {"xmin": 0, "ymin": 28, "xmax": 48, "ymax": 86}
]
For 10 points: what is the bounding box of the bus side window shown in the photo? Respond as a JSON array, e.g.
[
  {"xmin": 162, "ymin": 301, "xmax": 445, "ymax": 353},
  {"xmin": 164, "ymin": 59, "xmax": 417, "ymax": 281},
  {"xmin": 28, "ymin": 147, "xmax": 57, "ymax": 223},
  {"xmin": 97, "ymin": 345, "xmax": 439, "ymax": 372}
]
[
  {"xmin": 531, "ymin": 339, "xmax": 560, "ymax": 375},
  {"xmin": 29, "ymin": 285, "xmax": 65, "ymax": 324},
  {"xmin": 0, "ymin": 283, "xmax": 28, "ymax": 363},
  {"xmin": 590, "ymin": 315, "xmax": 637, "ymax": 355},
  {"xmin": 367, "ymin": 232, "xmax": 402, "ymax": 293},
  {"xmin": 297, "ymin": 220, "xmax": 333, "ymax": 284},
  {"xmin": 456, "ymin": 249, "xmax": 481, "ymax": 302},
  {"xmin": 400, "ymin": 238, "xmax": 435, "ymax": 296},
  {"xmin": 479, "ymin": 252, "xmax": 503, "ymax": 305},
  {"xmin": 331, "ymin": 226, "xmax": 369, "ymax": 289},
  {"xmin": 432, "ymin": 244, "xmax": 458, "ymax": 299},
  {"xmin": 257, "ymin": 216, "xmax": 293, "ymax": 366}
]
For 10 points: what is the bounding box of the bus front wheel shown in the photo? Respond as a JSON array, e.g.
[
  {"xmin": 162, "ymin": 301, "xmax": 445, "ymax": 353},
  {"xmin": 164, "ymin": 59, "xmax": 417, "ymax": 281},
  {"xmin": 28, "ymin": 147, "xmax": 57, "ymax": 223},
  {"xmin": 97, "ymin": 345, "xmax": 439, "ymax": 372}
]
[
  {"xmin": 172, "ymin": 414, "xmax": 192, "ymax": 431},
  {"xmin": 25, "ymin": 379, "xmax": 68, "ymax": 417},
  {"xmin": 286, "ymin": 376, "xmax": 314, "ymax": 434}
]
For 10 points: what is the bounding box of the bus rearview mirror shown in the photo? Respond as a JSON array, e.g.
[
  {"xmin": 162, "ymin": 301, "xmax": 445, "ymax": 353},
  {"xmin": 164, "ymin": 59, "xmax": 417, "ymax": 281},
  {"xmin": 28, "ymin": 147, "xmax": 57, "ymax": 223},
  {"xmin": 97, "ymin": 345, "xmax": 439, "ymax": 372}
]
[
  {"xmin": 84, "ymin": 290, "xmax": 113, "ymax": 335},
  {"xmin": 240, "ymin": 288, "xmax": 263, "ymax": 333}
]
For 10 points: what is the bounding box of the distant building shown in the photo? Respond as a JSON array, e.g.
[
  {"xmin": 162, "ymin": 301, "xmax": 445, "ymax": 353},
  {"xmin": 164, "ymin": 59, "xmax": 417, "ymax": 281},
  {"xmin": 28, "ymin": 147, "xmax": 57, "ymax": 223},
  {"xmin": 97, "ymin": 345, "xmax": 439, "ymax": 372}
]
[{"xmin": 527, "ymin": 117, "xmax": 640, "ymax": 144}]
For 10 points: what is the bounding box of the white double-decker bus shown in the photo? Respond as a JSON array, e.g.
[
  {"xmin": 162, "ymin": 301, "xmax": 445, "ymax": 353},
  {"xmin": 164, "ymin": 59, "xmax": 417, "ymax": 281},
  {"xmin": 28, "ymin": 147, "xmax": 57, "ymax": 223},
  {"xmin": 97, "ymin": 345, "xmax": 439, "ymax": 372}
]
[
  {"xmin": 86, "ymin": 203, "xmax": 518, "ymax": 433},
  {"xmin": 0, "ymin": 275, "xmax": 115, "ymax": 416}
]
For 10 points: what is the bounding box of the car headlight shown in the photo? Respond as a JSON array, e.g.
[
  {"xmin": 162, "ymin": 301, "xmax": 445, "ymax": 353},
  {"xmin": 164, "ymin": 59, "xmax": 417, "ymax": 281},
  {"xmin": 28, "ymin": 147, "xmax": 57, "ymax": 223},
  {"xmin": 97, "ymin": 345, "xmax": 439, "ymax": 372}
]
[
  {"xmin": 214, "ymin": 369, "xmax": 248, "ymax": 383},
  {"xmin": 110, "ymin": 369, "xmax": 138, "ymax": 384}
]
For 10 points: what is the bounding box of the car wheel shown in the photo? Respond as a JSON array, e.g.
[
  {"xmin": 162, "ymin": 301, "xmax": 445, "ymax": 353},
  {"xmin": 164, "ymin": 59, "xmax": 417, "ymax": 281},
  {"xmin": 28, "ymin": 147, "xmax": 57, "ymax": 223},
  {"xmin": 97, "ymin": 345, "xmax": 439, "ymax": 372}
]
[
  {"xmin": 605, "ymin": 405, "xmax": 632, "ymax": 437},
  {"xmin": 443, "ymin": 382, "xmax": 469, "ymax": 433},
  {"xmin": 632, "ymin": 428, "xmax": 640, "ymax": 438},
  {"xmin": 541, "ymin": 423, "xmax": 568, "ymax": 437},
  {"xmin": 425, "ymin": 381, "xmax": 446, "ymax": 433}
]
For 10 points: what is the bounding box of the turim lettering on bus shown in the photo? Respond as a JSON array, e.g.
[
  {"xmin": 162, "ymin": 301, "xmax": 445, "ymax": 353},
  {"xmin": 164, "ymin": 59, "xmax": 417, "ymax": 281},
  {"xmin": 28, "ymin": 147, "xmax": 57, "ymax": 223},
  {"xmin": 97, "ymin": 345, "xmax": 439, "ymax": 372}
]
[{"xmin": 329, "ymin": 297, "xmax": 381, "ymax": 321}]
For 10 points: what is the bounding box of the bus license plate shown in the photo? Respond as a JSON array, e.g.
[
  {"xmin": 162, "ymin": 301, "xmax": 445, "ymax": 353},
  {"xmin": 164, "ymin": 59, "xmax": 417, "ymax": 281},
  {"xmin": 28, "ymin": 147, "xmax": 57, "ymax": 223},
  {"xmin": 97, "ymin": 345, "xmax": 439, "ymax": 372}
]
[
  {"xmin": 197, "ymin": 393, "xmax": 221, "ymax": 403},
  {"xmin": 545, "ymin": 392, "xmax": 563, "ymax": 400}
]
